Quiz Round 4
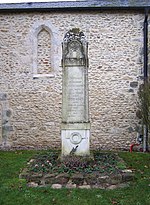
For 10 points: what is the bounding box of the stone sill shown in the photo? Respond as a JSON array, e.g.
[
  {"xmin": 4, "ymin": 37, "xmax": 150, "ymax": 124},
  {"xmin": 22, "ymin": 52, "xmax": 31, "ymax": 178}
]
[{"xmin": 33, "ymin": 74, "xmax": 55, "ymax": 79}]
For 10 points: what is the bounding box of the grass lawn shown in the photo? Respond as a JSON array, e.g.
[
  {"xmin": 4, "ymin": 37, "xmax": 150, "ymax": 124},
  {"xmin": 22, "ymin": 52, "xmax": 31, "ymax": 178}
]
[{"xmin": 0, "ymin": 150, "xmax": 149, "ymax": 205}]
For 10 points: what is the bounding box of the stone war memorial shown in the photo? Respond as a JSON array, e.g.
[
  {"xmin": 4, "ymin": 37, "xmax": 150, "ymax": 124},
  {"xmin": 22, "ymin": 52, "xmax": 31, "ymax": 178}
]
[
  {"xmin": 61, "ymin": 28, "xmax": 90, "ymax": 156},
  {"xmin": 0, "ymin": 0, "xmax": 150, "ymax": 151}
]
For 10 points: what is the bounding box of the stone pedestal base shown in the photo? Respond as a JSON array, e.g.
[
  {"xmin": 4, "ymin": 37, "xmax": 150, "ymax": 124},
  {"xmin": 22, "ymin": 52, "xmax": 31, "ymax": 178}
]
[{"xmin": 61, "ymin": 123, "xmax": 90, "ymax": 156}]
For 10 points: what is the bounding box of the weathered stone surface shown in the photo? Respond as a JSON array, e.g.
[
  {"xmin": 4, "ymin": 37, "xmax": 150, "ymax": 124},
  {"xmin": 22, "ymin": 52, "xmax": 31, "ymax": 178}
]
[
  {"xmin": 107, "ymin": 184, "xmax": 118, "ymax": 190},
  {"xmin": 44, "ymin": 174, "xmax": 56, "ymax": 185},
  {"xmin": 66, "ymin": 183, "xmax": 77, "ymax": 189},
  {"xmin": 28, "ymin": 173, "xmax": 43, "ymax": 184},
  {"xmin": 61, "ymin": 29, "xmax": 90, "ymax": 156},
  {"xmin": 78, "ymin": 185, "xmax": 91, "ymax": 189},
  {"xmin": 107, "ymin": 183, "xmax": 130, "ymax": 190},
  {"xmin": 19, "ymin": 168, "xmax": 29, "ymax": 179},
  {"xmin": 128, "ymin": 89, "xmax": 134, "ymax": 93},
  {"xmin": 2, "ymin": 126, "xmax": 14, "ymax": 132},
  {"xmin": 54, "ymin": 173, "xmax": 70, "ymax": 184},
  {"xmin": 6, "ymin": 109, "xmax": 12, "ymax": 117},
  {"xmin": 117, "ymin": 183, "xmax": 130, "ymax": 189},
  {"xmin": 27, "ymin": 159, "xmax": 35, "ymax": 164},
  {"xmin": 20, "ymin": 162, "xmax": 134, "ymax": 189},
  {"xmin": 71, "ymin": 173, "xmax": 84, "ymax": 186},
  {"xmin": 62, "ymin": 29, "xmax": 89, "ymax": 123},
  {"xmin": 130, "ymin": 81, "xmax": 138, "ymax": 88},
  {"xmin": 108, "ymin": 174, "xmax": 122, "ymax": 185},
  {"xmin": 44, "ymin": 173, "xmax": 56, "ymax": 179},
  {"xmin": 30, "ymin": 173, "xmax": 43, "ymax": 178},
  {"xmin": 91, "ymin": 184, "xmax": 106, "ymax": 189},
  {"xmin": 51, "ymin": 184, "xmax": 62, "ymax": 189},
  {"xmin": 128, "ymin": 127, "xmax": 134, "ymax": 133},
  {"xmin": 85, "ymin": 173, "xmax": 98, "ymax": 185},
  {"xmin": 97, "ymin": 176, "xmax": 109, "ymax": 184},
  {"xmin": 122, "ymin": 171, "xmax": 134, "ymax": 182},
  {"xmin": 0, "ymin": 93, "xmax": 7, "ymax": 101},
  {"xmin": 27, "ymin": 182, "xmax": 38, "ymax": 188}
]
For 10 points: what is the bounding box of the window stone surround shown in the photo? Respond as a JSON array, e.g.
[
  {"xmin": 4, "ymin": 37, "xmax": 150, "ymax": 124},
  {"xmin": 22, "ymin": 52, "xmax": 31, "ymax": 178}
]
[{"xmin": 31, "ymin": 21, "xmax": 61, "ymax": 79}]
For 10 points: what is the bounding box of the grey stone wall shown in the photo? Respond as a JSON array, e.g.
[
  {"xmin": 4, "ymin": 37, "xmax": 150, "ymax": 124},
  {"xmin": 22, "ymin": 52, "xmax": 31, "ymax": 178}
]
[{"xmin": 0, "ymin": 11, "xmax": 144, "ymax": 150}]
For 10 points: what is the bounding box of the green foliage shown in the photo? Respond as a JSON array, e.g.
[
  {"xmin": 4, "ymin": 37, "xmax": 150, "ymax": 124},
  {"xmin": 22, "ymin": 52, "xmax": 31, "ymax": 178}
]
[
  {"xmin": 138, "ymin": 80, "xmax": 150, "ymax": 130},
  {"xmin": 116, "ymin": 161, "xmax": 127, "ymax": 170},
  {"xmin": 0, "ymin": 150, "xmax": 150, "ymax": 205},
  {"xmin": 29, "ymin": 151, "xmax": 58, "ymax": 173},
  {"xmin": 57, "ymin": 155, "xmax": 92, "ymax": 174},
  {"xmin": 29, "ymin": 151, "xmax": 124, "ymax": 175}
]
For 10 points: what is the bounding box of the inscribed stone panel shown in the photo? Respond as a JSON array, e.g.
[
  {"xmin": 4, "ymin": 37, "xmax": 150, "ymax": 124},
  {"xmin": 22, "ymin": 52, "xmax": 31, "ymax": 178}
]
[{"xmin": 63, "ymin": 66, "xmax": 85, "ymax": 122}]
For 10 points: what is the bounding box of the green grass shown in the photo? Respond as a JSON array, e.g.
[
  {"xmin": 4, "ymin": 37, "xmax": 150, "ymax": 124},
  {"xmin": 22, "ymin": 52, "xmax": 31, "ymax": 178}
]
[{"xmin": 0, "ymin": 150, "xmax": 149, "ymax": 205}]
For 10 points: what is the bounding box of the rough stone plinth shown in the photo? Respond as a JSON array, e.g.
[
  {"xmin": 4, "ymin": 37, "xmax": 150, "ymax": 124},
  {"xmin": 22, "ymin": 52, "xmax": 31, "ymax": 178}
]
[{"xmin": 20, "ymin": 168, "xmax": 134, "ymax": 189}]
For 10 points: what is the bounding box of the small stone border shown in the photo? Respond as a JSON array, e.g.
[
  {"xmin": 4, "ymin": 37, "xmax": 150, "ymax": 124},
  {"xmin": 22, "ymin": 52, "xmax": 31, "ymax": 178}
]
[{"xmin": 19, "ymin": 169, "xmax": 134, "ymax": 189}]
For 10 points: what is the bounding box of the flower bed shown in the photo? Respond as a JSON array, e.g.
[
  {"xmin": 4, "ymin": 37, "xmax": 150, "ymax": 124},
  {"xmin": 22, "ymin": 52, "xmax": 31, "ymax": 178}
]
[{"xmin": 19, "ymin": 151, "xmax": 134, "ymax": 189}]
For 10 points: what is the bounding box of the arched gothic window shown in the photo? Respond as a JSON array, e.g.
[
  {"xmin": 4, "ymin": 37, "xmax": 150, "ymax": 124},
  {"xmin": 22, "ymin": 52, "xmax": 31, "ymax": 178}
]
[
  {"xmin": 37, "ymin": 28, "xmax": 52, "ymax": 74},
  {"xmin": 32, "ymin": 22, "xmax": 61, "ymax": 78}
]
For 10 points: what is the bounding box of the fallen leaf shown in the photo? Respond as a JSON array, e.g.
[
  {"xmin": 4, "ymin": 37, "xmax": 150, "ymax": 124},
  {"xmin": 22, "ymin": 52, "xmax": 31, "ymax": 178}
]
[{"xmin": 111, "ymin": 199, "xmax": 118, "ymax": 204}]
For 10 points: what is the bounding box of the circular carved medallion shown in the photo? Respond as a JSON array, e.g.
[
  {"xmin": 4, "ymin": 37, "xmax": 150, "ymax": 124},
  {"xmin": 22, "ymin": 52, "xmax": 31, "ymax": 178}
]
[{"xmin": 70, "ymin": 132, "xmax": 82, "ymax": 144}]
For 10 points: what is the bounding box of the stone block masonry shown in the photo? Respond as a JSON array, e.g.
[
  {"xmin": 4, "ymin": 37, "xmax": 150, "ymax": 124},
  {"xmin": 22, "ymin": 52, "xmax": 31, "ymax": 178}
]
[{"xmin": 0, "ymin": 10, "xmax": 144, "ymax": 150}]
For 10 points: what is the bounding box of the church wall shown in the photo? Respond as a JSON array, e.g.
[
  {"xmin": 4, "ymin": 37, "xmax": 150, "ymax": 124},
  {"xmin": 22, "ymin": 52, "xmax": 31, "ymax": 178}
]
[{"xmin": 0, "ymin": 10, "xmax": 144, "ymax": 150}]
